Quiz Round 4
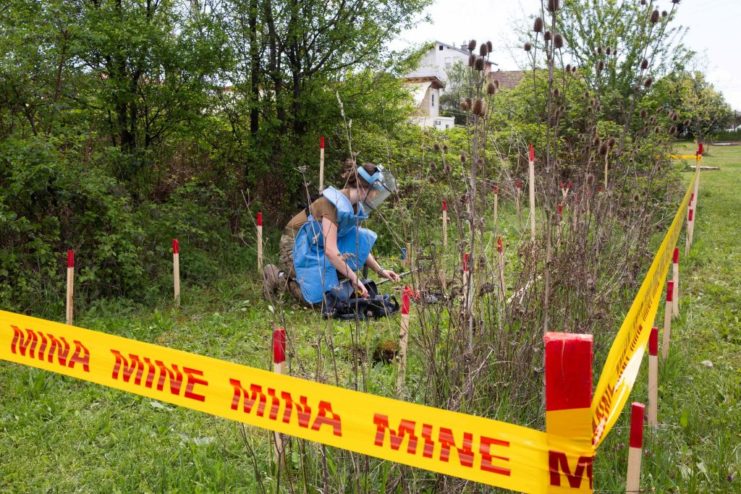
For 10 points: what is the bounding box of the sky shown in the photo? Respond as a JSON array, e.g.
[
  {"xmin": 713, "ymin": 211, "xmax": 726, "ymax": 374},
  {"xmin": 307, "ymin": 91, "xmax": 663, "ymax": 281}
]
[{"xmin": 391, "ymin": 0, "xmax": 741, "ymax": 110}]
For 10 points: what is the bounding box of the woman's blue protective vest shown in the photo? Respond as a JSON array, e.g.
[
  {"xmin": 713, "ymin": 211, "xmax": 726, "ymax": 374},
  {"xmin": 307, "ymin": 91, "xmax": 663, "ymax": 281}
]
[{"xmin": 292, "ymin": 187, "xmax": 377, "ymax": 304}]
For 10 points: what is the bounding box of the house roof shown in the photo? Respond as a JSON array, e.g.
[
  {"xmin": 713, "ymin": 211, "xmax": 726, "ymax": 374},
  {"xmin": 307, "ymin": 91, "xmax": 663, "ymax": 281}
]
[{"xmin": 488, "ymin": 70, "xmax": 526, "ymax": 90}]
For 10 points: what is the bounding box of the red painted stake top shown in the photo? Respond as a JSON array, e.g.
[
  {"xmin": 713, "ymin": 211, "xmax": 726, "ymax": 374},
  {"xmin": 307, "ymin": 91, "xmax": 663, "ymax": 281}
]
[
  {"xmin": 320, "ymin": 135, "xmax": 325, "ymax": 149},
  {"xmin": 666, "ymin": 281, "xmax": 674, "ymax": 302},
  {"xmin": 463, "ymin": 253, "xmax": 470, "ymax": 272},
  {"xmin": 544, "ymin": 332, "xmax": 593, "ymax": 411},
  {"xmin": 688, "ymin": 209, "xmax": 694, "ymax": 221},
  {"xmin": 273, "ymin": 327, "xmax": 286, "ymax": 364},
  {"xmin": 492, "ymin": 184, "xmax": 499, "ymax": 194},
  {"xmin": 528, "ymin": 143, "xmax": 535, "ymax": 162},
  {"xmin": 649, "ymin": 327, "xmax": 658, "ymax": 356},
  {"xmin": 497, "ymin": 237, "xmax": 503, "ymax": 253},
  {"xmin": 67, "ymin": 249, "xmax": 75, "ymax": 268},
  {"xmin": 629, "ymin": 402, "xmax": 646, "ymax": 448},
  {"xmin": 557, "ymin": 203, "xmax": 563, "ymax": 217},
  {"xmin": 515, "ymin": 179, "xmax": 523, "ymax": 189},
  {"xmin": 257, "ymin": 212, "xmax": 263, "ymax": 227},
  {"xmin": 172, "ymin": 239, "xmax": 179, "ymax": 255},
  {"xmin": 673, "ymin": 247, "xmax": 679, "ymax": 264},
  {"xmin": 442, "ymin": 200, "xmax": 447, "ymax": 211},
  {"xmin": 401, "ymin": 286, "xmax": 411, "ymax": 315}
]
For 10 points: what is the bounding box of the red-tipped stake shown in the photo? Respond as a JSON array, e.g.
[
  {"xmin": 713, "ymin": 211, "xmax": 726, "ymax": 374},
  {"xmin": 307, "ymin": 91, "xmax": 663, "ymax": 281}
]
[
  {"xmin": 66, "ymin": 250, "xmax": 75, "ymax": 325},
  {"xmin": 272, "ymin": 326, "xmax": 286, "ymax": 459},
  {"xmin": 648, "ymin": 327, "xmax": 659, "ymax": 427},
  {"xmin": 626, "ymin": 402, "xmax": 646, "ymax": 493},
  {"xmin": 257, "ymin": 212, "xmax": 263, "ymax": 272},
  {"xmin": 693, "ymin": 150, "xmax": 701, "ymax": 214},
  {"xmin": 661, "ymin": 281, "xmax": 674, "ymax": 360},
  {"xmin": 528, "ymin": 144, "xmax": 536, "ymax": 241},
  {"xmin": 497, "ymin": 237, "xmax": 505, "ymax": 303},
  {"xmin": 319, "ymin": 136, "xmax": 326, "ymax": 193},
  {"xmin": 442, "ymin": 199, "xmax": 448, "ymax": 249},
  {"xmin": 492, "ymin": 184, "xmax": 499, "ymax": 225},
  {"xmin": 672, "ymin": 248, "xmax": 680, "ymax": 318},
  {"xmin": 685, "ymin": 208, "xmax": 693, "ymax": 256},
  {"xmin": 544, "ymin": 332, "xmax": 593, "ymax": 488},
  {"xmin": 396, "ymin": 287, "xmax": 412, "ymax": 396},
  {"xmin": 173, "ymin": 239, "xmax": 180, "ymax": 307}
]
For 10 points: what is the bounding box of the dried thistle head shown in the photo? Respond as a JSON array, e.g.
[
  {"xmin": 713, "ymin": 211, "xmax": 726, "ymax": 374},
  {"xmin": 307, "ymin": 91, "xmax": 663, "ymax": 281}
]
[
  {"xmin": 554, "ymin": 33, "xmax": 564, "ymax": 49},
  {"xmin": 644, "ymin": 76, "xmax": 653, "ymax": 88},
  {"xmin": 641, "ymin": 59, "xmax": 649, "ymax": 70},
  {"xmin": 650, "ymin": 10, "xmax": 660, "ymax": 23},
  {"xmin": 487, "ymin": 82, "xmax": 497, "ymax": 95},
  {"xmin": 468, "ymin": 39, "xmax": 477, "ymax": 51},
  {"xmin": 534, "ymin": 17, "xmax": 544, "ymax": 33},
  {"xmin": 544, "ymin": 31, "xmax": 552, "ymax": 42},
  {"xmin": 547, "ymin": 0, "xmax": 560, "ymax": 12},
  {"xmin": 475, "ymin": 57, "xmax": 485, "ymax": 71},
  {"xmin": 524, "ymin": 42, "xmax": 532, "ymax": 52}
]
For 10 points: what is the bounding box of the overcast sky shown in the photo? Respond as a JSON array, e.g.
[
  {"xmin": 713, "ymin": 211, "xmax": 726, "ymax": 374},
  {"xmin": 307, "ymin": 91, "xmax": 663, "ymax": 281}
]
[{"xmin": 391, "ymin": 0, "xmax": 741, "ymax": 110}]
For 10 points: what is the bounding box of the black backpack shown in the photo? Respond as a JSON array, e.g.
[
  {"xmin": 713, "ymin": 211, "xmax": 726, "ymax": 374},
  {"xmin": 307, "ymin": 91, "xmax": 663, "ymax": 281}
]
[{"xmin": 321, "ymin": 280, "xmax": 400, "ymax": 320}]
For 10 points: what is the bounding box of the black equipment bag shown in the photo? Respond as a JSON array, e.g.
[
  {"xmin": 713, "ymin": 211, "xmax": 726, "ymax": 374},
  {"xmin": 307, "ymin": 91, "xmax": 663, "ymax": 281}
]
[{"xmin": 321, "ymin": 280, "xmax": 399, "ymax": 320}]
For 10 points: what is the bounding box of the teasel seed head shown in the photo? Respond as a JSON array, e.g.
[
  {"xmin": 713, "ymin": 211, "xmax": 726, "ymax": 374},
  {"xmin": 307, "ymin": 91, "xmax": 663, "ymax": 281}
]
[
  {"xmin": 494, "ymin": 79, "xmax": 500, "ymax": 89},
  {"xmin": 672, "ymin": 0, "xmax": 680, "ymax": 4},
  {"xmin": 544, "ymin": 31, "xmax": 552, "ymax": 42},
  {"xmin": 644, "ymin": 76, "xmax": 653, "ymax": 88},
  {"xmin": 641, "ymin": 59, "xmax": 649, "ymax": 70},
  {"xmin": 460, "ymin": 99, "xmax": 470, "ymax": 111},
  {"xmin": 606, "ymin": 47, "xmax": 612, "ymax": 55},
  {"xmin": 468, "ymin": 39, "xmax": 477, "ymax": 51},
  {"xmin": 650, "ymin": 10, "xmax": 660, "ymax": 23},
  {"xmin": 460, "ymin": 153, "xmax": 467, "ymax": 163},
  {"xmin": 640, "ymin": 0, "xmax": 647, "ymax": 5},
  {"xmin": 472, "ymin": 98, "xmax": 485, "ymax": 116},
  {"xmin": 654, "ymin": 126, "xmax": 660, "ymax": 134},
  {"xmin": 593, "ymin": 136, "xmax": 601, "ymax": 147},
  {"xmin": 487, "ymin": 81, "xmax": 497, "ymax": 95},
  {"xmin": 683, "ymin": 119, "xmax": 690, "ymax": 126},
  {"xmin": 487, "ymin": 41, "xmax": 493, "ymax": 52},
  {"xmin": 475, "ymin": 56, "xmax": 485, "ymax": 71},
  {"xmin": 597, "ymin": 46, "xmax": 604, "ymax": 55},
  {"xmin": 443, "ymin": 144, "xmax": 448, "ymax": 152},
  {"xmin": 479, "ymin": 43, "xmax": 488, "ymax": 56},
  {"xmin": 662, "ymin": 10, "xmax": 668, "ymax": 18},
  {"xmin": 553, "ymin": 88, "xmax": 560, "ymax": 98},
  {"xmin": 554, "ymin": 33, "xmax": 564, "ymax": 49},
  {"xmin": 468, "ymin": 53, "xmax": 476, "ymax": 67},
  {"xmin": 433, "ymin": 143, "xmax": 441, "ymax": 152},
  {"xmin": 597, "ymin": 60, "xmax": 605, "ymax": 72},
  {"xmin": 608, "ymin": 137, "xmax": 616, "ymax": 148},
  {"xmin": 640, "ymin": 109, "xmax": 647, "ymax": 118},
  {"xmin": 566, "ymin": 63, "xmax": 571, "ymax": 72},
  {"xmin": 524, "ymin": 42, "xmax": 532, "ymax": 52},
  {"xmin": 650, "ymin": 116, "xmax": 656, "ymax": 124},
  {"xmin": 670, "ymin": 125, "xmax": 677, "ymax": 134},
  {"xmin": 534, "ymin": 17, "xmax": 544, "ymax": 33},
  {"xmin": 572, "ymin": 65, "xmax": 577, "ymax": 73},
  {"xmin": 547, "ymin": 0, "xmax": 560, "ymax": 12}
]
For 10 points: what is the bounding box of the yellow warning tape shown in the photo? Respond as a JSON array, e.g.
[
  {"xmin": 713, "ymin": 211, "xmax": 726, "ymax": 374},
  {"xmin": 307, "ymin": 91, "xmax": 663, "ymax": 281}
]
[
  {"xmin": 591, "ymin": 177, "xmax": 695, "ymax": 447},
  {"xmin": 0, "ymin": 310, "xmax": 593, "ymax": 493}
]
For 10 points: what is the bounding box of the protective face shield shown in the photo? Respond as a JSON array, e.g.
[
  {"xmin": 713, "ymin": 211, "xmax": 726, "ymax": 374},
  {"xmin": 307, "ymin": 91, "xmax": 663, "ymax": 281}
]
[{"xmin": 357, "ymin": 165, "xmax": 397, "ymax": 210}]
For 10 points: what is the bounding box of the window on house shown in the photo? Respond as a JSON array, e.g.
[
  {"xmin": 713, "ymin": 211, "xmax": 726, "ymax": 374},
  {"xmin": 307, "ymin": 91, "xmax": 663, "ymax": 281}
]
[
  {"xmin": 439, "ymin": 45, "xmax": 444, "ymax": 50},
  {"xmin": 431, "ymin": 93, "xmax": 435, "ymax": 107}
]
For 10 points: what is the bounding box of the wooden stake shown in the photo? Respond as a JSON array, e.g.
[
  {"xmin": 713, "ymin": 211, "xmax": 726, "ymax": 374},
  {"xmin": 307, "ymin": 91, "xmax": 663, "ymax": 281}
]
[
  {"xmin": 648, "ymin": 327, "xmax": 659, "ymax": 427},
  {"xmin": 672, "ymin": 248, "xmax": 679, "ymax": 318},
  {"xmin": 528, "ymin": 144, "xmax": 536, "ymax": 241},
  {"xmin": 661, "ymin": 281, "xmax": 674, "ymax": 360},
  {"xmin": 497, "ymin": 237, "xmax": 505, "ymax": 303},
  {"xmin": 626, "ymin": 402, "xmax": 645, "ymax": 493},
  {"xmin": 66, "ymin": 249, "xmax": 74, "ymax": 325},
  {"xmin": 515, "ymin": 179, "xmax": 522, "ymax": 225},
  {"xmin": 319, "ymin": 136, "xmax": 325, "ymax": 193},
  {"xmin": 405, "ymin": 242, "xmax": 412, "ymax": 268},
  {"xmin": 442, "ymin": 200, "xmax": 448, "ymax": 249},
  {"xmin": 272, "ymin": 327, "xmax": 286, "ymax": 460},
  {"xmin": 396, "ymin": 288, "xmax": 411, "ymax": 396},
  {"xmin": 544, "ymin": 332, "xmax": 594, "ymax": 492},
  {"xmin": 685, "ymin": 208, "xmax": 693, "ymax": 255},
  {"xmin": 173, "ymin": 239, "xmax": 180, "ymax": 307},
  {"xmin": 693, "ymin": 154, "xmax": 700, "ymax": 212},
  {"xmin": 688, "ymin": 208, "xmax": 695, "ymax": 247},
  {"xmin": 257, "ymin": 212, "xmax": 263, "ymax": 272},
  {"xmin": 492, "ymin": 184, "xmax": 499, "ymax": 225}
]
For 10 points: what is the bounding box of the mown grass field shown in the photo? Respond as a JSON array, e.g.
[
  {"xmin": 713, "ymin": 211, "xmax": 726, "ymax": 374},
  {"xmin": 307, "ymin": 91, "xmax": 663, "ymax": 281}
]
[{"xmin": 1, "ymin": 142, "xmax": 739, "ymax": 493}]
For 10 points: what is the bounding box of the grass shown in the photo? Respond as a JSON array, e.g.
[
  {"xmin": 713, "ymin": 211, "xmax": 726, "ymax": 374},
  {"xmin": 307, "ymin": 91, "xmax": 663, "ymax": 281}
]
[{"xmin": 1, "ymin": 142, "xmax": 739, "ymax": 493}]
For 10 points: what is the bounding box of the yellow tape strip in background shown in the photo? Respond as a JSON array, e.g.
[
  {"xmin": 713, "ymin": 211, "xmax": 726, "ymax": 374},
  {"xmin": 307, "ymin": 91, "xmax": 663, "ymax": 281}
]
[
  {"xmin": 0, "ymin": 310, "xmax": 593, "ymax": 493},
  {"xmin": 591, "ymin": 177, "xmax": 694, "ymax": 447}
]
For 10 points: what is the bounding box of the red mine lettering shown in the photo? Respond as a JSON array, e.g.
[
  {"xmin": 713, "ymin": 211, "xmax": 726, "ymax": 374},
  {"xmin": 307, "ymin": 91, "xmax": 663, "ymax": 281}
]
[
  {"xmin": 311, "ymin": 400, "xmax": 342, "ymax": 437},
  {"xmin": 154, "ymin": 360, "xmax": 183, "ymax": 395},
  {"xmin": 281, "ymin": 392, "xmax": 312, "ymax": 428},
  {"xmin": 438, "ymin": 428, "xmax": 474, "ymax": 467},
  {"xmin": 267, "ymin": 388, "xmax": 281, "ymax": 420},
  {"xmin": 111, "ymin": 350, "xmax": 146, "ymax": 384},
  {"xmin": 183, "ymin": 367, "xmax": 208, "ymax": 402},
  {"xmin": 373, "ymin": 414, "xmax": 418, "ymax": 454},
  {"xmin": 46, "ymin": 333, "xmax": 70, "ymax": 366},
  {"xmin": 229, "ymin": 380, "xmax": 267, "ymax": 416},
  {"xmin": 421, "ymin": 424, "xmax": 435, "ymax": 458},
  {"xmin": 479, "ymin": 436, "xmax": 511, "ymax": 476},
  {"xmin": 549, "ymin": 451, "xmax": 593, "ymax": 489},
  {"xmin": 11, "ymin": 326, "xmax": 37, "ymax": 357},
  {"xmin": 68, "ymin": 340, "xmax": 90, "ymax": 372},
  {"xmin": 36, "ymin": 333, "xmax": 48, "ymax": 361}
]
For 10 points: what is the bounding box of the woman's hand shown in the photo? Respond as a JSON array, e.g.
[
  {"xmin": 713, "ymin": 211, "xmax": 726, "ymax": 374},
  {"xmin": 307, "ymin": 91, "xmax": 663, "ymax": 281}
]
[
  {"xmin": 381, "ymin": 269, "xmax": 401, "ymax": 282},
  {"xmin": 352, "ymin": 278, "xmax": 369, "ymax": 298}
]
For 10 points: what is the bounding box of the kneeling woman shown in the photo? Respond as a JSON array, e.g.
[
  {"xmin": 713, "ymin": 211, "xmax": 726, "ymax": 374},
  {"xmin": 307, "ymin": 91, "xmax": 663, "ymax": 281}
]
[{"xmin": 265, "ymin": 161, "xmax": 401, "ymax": 305}]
